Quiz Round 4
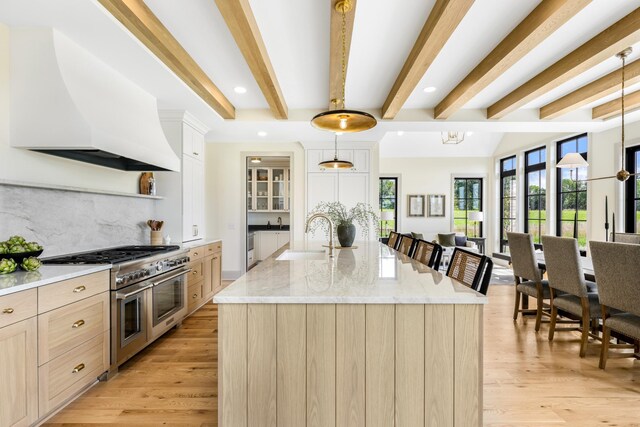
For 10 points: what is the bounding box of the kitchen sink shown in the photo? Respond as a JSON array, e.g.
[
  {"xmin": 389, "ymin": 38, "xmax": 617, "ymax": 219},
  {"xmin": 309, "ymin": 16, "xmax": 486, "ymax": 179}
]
[{"xmin": 276, "ymin": 250, "xmax": 326, "ymax": 261}]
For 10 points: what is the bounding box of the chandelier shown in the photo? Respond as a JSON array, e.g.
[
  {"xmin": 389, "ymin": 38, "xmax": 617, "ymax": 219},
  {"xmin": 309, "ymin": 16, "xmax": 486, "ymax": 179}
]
[
  {"xmin": 310, "ymin": 0, "xmax": 376, "ymax": 133},
  {"xmin": 441, "ymin": 131, "xmax": 465, "ymax": 145},
  {"xmin": 557, "ymin": 47, "xmax": 636, "ymax": 182}
]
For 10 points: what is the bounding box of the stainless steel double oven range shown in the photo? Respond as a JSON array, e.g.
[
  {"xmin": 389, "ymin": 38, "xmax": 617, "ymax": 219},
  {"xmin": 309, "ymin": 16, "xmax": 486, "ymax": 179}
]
[{"xmin": 44, "ymin": 245, "xmax": 190, "ymax": 378}]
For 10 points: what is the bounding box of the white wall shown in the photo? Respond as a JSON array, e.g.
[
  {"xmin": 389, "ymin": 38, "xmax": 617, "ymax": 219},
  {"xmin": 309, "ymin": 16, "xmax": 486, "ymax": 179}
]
[
  {"xmin": 204, "ymin": 142, "xmax": 305, "ymax": 279},
  {"xmin": 379, "ymin": 157, "xmax": 493, "ymax": 250}
]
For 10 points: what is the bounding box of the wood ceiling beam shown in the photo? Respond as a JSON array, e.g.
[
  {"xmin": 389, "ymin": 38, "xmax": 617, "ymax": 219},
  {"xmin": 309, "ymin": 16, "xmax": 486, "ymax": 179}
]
[
  {"xmin": 435, "ymin": 0, "xmax": 590, "ymax": 120},
  {"xmin": 215, "ymin": 0, "xmax": 288, "ymax": 119},
  {"xmin": 592, "ymin": 90, "xmax": 640, "ymax": 120},
  {"xmin": 540, "ymin": 58, "xmax": 640, "ymax": 119},
  {"xmin": 487, "ymin": 7, "xmax": 640, "ymax": 119},
  {"xmin": 98, "ymin": 0, "xmax": 235, "ymax": 119},
  {"xmin": 329, "ymin": 0, "xmax": 357, "ymax": 108},
  {"xmin": 381, "ymin": 0, "xmax": 475, "ymax": 120}
]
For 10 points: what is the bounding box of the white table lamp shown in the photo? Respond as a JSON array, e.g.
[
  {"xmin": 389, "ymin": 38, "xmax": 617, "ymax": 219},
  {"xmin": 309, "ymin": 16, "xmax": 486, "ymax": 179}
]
[
  {"xmin": 381, "ymin": 211, "xmax": 394, "ymax": 236},
  {"xmin": 468, "ymin": 211, "xmax": 484, "ymax": 237}
]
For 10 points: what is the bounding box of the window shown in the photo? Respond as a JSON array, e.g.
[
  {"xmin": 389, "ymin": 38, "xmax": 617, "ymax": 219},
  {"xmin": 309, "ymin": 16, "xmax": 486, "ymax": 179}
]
[
  {"xmin": 500, "ymin": 156, "xmax": 517, "ymax": 252},
  {"xmin": 379, "ymin": 177, "xmax": 398, "ymax": 239},
  {"xmin": 525, "ymin": 147, "xmax": 546, "ymax": 244},
  {"xmin": 556, "ymin": 134, "xmax": 588, "ymax": 247},
  {"xmin": 625, "ymin": 145, "xmax": 640, "ymax": 232},
  {"xmin": 453, "ymin": 178, "xmax": 483, "ymax": 237}
]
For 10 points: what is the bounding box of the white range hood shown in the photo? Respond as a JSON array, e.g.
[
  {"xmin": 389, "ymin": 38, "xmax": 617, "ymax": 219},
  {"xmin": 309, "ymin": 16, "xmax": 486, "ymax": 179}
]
[{"xmin": 10, "ymin": 28, "xmax": 181, "ymax": 172}]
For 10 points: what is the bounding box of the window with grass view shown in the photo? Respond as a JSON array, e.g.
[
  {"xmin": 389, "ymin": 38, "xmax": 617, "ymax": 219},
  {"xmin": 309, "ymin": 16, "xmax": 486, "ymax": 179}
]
[
  {"xmin": 453, "ymin": 178, "xmax": 482, "ymax": 237},
  {"xmin": 379, "ymin": 177, "xmax": 398, "ymax": 238},
  {"xmin": 556, "ymin": 134, "xmax": 588, "ymax": 247},
  {"xmin": 525, "ymin": 147, "xmax": 546, "ymax": 244},
  {"xmin": 625, "ymin": 145, "xmax": 640, "ymax": 232},
  {"xmin": 500, "ymin": 156, "xmax": 516, "ymax": 252}
]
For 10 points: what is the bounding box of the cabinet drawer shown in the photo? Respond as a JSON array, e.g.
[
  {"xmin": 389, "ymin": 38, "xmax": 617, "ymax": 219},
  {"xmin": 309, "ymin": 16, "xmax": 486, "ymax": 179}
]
[
  {"xmin": 38, "ymin": 292, "xmax": 109, "ymax": 365},
  {"xmin": 188, "ymin": 246, "xmax": 205, "ymax": 261},
  {"xmin": 188, "ymin": 259, "xmax": 204, "ymax": 283},
  {"xmin": 38, "ymin": 270, "xmax": 109, "ymax": 313},
  {"xmin": 0, "ymin": 288, "xmax": 37, "ymax": 328},
  {"xmin": 206, "ymin": 241, "xmax": 222, "ymax": 255},
  {"xmin": 39, "ymin": 331, "xmax": 108, "ymax": 417},
  {"xmin": 188, "ymin": 281, "xmax": 203, "ymax": 312}
]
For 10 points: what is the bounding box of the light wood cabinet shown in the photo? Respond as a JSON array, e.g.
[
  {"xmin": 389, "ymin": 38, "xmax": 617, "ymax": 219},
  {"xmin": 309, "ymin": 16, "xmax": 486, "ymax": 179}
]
[
  {"xmin": 187, "ymin": 241, "xmax": 224, "ymax": 315},
  {"xmin": 38, "ymin": 270, "xmax": 109, "ymax": 314},
  {"xmin": 0, "ymin": 288, "xmax": 37, "ymax": 329},
  {"xmin": 0, "ymin": 317, "xmax": 38, "ymax": 427}
]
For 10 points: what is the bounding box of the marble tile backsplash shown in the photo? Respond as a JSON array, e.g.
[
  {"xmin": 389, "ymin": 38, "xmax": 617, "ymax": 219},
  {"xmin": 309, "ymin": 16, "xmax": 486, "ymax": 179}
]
[{"xmin": 0, "ymin": 185, "xmax": 156, "ymax": 257}]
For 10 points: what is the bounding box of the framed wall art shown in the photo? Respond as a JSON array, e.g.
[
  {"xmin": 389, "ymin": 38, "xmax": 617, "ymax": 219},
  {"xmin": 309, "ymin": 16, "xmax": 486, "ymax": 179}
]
[
  {"xmin": 407, "ymin": 194, "xmax": 425, "ymax": 217},
  {"xmin": 428, "ymin": 194, "xmax": 446, "ymax": 217}
]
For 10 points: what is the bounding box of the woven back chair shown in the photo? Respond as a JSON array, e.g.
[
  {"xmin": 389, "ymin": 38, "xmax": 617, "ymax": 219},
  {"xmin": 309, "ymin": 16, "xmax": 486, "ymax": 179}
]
[
  {"xmin": 446, "ymin": 248, "xmax": 486, "ymax": 291},
  {"xmin": 397, "ymin": 235, "xmax": 415, "ymax": 257},
  {"xmin": 412, "ymin": 239, "xmax": 442, "ymax": 271},
  {"xmin": 387, "ymin": 231, "xmax": 401, "ymax": 250},
  {"xmin": 542, "ymin": 236, "xmax": 600, "ymax": 357},
  {"xmin": 590, "ymin": 241, "xmax": 640, "ymax": 368},
  {"xmin": 507, "ymin": 232, "xmax": 550, "ymax": 332}
]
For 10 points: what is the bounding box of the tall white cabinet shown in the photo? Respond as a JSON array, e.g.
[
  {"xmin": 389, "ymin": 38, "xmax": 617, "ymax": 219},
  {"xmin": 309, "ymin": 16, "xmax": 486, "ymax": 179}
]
[
  {"xmin": 157, "ymin": 111, "xmax": 208, "ymax": 243},
  {"xmin": 306, "ymin": 147, "xmax": 374, "ymax": 242}
]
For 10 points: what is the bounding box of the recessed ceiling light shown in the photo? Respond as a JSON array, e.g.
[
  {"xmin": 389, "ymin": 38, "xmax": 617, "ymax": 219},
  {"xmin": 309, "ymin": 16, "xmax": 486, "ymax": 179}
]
[
  {"xmin": 467, "ymin": 131, "xmax": 474, "ymax": 136},
  {"xmin": 234, "ymin": 86, "xmax": 247, "ymax": 94},
  {"xmin": 423, "ymin": 86, "xmax": 437, "ymax": 93},
  {"xmin": 257, "ymin": 131, "xmax": 267, "ymax": 137},
  {"xmin": 397, "ymin": 131, "xmax": 404, "ymax": 136}
]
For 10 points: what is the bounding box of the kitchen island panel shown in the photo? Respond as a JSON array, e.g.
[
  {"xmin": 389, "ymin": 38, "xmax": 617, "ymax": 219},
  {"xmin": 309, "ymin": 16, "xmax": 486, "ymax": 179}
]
[
  {"xmin": 276, "ymin": 305, "xmax": 306, "ymax": 427},
  {"xmin": 336, "ymin": 304, "xmax": 365, "ymax": 427},
  {"xmin": 219, "ymin": 304, "xmax": 247, "ymax": 427},
  {"xmin": 395, "ymin": 305, "xmax": 425, "ymax": 426},
  {"xmin": 425, "ymin": 304, "xmax": 455, "ymax": 426},
  {"xmin": 306, "ymin": 304, "xmax": 336, "ymax": 427},
  {"xmin": 365, "ymin": 304, "xmax": 395, "ymax": 427},
  {"xmin": 454, "ymin": 304, "xmax": 483, "ymax": 427},
  {"xmin": 247, "ymin": 304, "xmax": 277, "ymax": 427}
]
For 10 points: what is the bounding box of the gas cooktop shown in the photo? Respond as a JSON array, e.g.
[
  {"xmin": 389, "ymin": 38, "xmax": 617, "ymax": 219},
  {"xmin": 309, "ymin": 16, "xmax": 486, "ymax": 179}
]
[{"xmin": 43, "ymin": 245, "xmax": 181, "ymax": 265}]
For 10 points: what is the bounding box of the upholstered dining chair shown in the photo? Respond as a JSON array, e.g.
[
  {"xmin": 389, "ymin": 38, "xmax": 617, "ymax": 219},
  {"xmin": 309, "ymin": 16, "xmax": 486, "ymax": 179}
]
[
  {"xmin": 387, "ymin": 231, "xmax": 401, "ymax": 250},
  {"xmin": 589, "ymin": 241, "xmax": 640, "ymax": 369},
  {"xmin": 446, "ymin": 248, "xmax": 491, "ymax": 294},
  {"xmin": 541, "ymin": 236, "xmax": 601, "ymax": 357},
  {"xmin": 397, "ymin": 235, "xmax": 415, "ymax": 257},
  {"xmin": 412, "ymin": 239, "xmax": 443, "ymax": 271},
  {"xmin": 507, "ymin": 232, "xmax": 549, "ymax": 332}
]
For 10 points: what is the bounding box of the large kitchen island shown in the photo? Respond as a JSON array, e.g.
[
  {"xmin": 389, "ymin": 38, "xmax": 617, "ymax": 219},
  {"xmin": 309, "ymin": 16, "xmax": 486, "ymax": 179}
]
[{"xmin": 214, "ymin": 241, "xmax": 487, "ymax": 427}]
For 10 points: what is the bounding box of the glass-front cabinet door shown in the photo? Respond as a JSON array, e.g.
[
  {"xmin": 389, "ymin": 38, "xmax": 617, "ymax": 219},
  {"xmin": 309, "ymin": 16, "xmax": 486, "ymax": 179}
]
[
  {"xmin": 286, "ymin": 168, "xmax": 291, "ymax": 211},
  {"xmin": 247, "ymin": 168, "xmax": 254, "ymax": 211},
  {"xmin": 255, "ymin": 168, "xmax": 269, "ymax": 211},
  {"xmin": 272, "ymin": 168, "xmax": 286, "ymax": 211}
]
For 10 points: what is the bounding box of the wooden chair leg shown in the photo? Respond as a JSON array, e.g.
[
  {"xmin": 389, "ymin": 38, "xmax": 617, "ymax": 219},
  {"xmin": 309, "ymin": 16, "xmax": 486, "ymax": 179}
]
[
  {"xmin": 534, "ymin": 295, "xmax": 543, "ymax": 332},
  {"xmin": 579, "ymin": 313, "xmax": 590, "ymax": 358},
  {"xmin": 548, "ymin": 305, "xmax": 558, "ymax": 341},
  {"xmin": 599, "ymin": 326, "xmax": 611, "ymax": 369},
  {"xmin": 513, "ymin": 290, "xmax": 521, "ymax": 321}
]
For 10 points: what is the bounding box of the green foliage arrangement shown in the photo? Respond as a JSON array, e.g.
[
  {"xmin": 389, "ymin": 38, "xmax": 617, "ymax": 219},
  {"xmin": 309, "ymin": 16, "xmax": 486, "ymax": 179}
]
[{"xmin": 307, "ymin": 202, "xmax": 380, "ymax": 238}]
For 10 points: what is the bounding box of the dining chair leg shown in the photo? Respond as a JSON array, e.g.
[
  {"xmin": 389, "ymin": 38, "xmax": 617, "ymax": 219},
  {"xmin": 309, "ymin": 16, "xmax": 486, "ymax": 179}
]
[
  {"xmin": 548, "ymin": 304, "xmax": 558, "ymax": 341},
  {"xmin": 534, "ymin": 285, "xmax": 544, "ymax": 332},
  {"xmin": 579, "ymin": 312, "xmax": 590, "ymax": 358},
  {"xmin": 599, "ymin": 326, "xmax": 611, "ymax": 369},
  {"xmin": 513, "ymin": 290, "xmax": 521, "ymax": 321}
]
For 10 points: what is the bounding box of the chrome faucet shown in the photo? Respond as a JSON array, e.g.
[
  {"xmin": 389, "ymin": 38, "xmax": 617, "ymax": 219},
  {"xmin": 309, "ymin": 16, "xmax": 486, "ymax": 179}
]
[
  {"xmin": 277, "ymin": 216, "xmax": 282, "ymax": 230},
  {"xmin": 305, "ymin": 213, "xmax": 335, "ymax": 257}
]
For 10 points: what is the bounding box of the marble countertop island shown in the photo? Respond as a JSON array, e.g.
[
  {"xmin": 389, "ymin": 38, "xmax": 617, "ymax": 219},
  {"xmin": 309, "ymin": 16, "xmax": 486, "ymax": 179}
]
[{"xmin": 214, "ymin": 241, "xmax": 487, "ymax": 304}]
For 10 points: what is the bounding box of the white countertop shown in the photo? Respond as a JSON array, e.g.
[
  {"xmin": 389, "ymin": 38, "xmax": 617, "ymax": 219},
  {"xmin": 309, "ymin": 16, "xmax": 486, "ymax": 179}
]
[
  {"xmin": 214, "ymin": 241, "xmax": 488, "ymax": 304},
  {"xmin": 0, "ymin": 264, "xmax": 112, "ymax": 297},
  {"xmin": 181, "ymin": 237, "xmax": 222, "ymax": 249}
]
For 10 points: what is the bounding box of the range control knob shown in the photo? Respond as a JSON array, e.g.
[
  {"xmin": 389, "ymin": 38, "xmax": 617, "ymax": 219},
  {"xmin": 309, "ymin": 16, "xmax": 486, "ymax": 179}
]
[
  {"xmin": 156, "ymin": 261, "xmax": 164, "ymax": 272},
  {"xmin": 116, "ymin": 276, "xmax": 125, "ymax": 285}
]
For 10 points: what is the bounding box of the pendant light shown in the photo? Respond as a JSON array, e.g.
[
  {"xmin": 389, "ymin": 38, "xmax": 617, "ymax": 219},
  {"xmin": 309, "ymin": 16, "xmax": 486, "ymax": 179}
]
[
  {"xmin": 319, "ymin": 134, "xmax": 354, "ymax": 169},
  {"xmin": 557, "ymin": 47, "xmax": 637, "ymax": 182},
  {"xmin": 311, "ymin": 0, "xmax": 376, "ymax": 133}
]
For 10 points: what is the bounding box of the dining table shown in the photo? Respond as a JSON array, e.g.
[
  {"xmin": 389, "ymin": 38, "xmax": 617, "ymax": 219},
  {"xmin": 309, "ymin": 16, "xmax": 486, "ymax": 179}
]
[{"xmin": 493, "ymin": 251, "xmax": 596, "ymax": 282}]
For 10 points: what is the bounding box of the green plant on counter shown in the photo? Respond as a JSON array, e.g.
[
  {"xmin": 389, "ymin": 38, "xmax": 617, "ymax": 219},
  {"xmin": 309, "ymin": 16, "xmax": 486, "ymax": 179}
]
[
  {"xmin": 307, "ymin": 201, "xmax": 380, "ymax": 238},
  {"xmin": 0, "ymin": 258, "xmax": 17, "ymax": 275}
]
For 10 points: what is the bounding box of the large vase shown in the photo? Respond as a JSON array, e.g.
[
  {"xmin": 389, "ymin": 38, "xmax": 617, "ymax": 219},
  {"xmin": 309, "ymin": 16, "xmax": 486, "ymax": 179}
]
[{"xmin": 337, "ymin": 223, "xmax": 356, "ymax": 247}]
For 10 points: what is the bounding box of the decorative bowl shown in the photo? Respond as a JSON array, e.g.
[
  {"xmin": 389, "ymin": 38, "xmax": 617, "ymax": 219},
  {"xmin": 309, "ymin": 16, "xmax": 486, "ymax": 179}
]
[{"xmin": 1, "ymin": 250, "xmax": 44, "ymax": 265}]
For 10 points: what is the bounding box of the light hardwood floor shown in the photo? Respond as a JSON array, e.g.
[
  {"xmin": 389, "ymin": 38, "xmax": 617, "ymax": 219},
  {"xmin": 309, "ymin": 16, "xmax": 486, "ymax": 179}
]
[{"xmin": 45, "ymin": 282, "xmax": 640, "ymax": 426}]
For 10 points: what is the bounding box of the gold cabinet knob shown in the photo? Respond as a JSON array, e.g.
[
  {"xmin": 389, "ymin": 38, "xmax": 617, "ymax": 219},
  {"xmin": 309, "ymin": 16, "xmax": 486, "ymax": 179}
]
[
  {"xmin": 73, "ymin": 285, "xmax": 86, "ymax": 293},
  {"xmin": 72, "ymin": 363, "xmax": 85, "ymax": 373},
  {"xmin": 2, "ymin": 308, "xmax": 14, "ymax": 314},
  {"xmin": 192, "ymin": 294, "xmax": 198, "ymax": 299},
  {"xmin": 72, "ymin": 319, "xmax": 85, "ymax": 329}
]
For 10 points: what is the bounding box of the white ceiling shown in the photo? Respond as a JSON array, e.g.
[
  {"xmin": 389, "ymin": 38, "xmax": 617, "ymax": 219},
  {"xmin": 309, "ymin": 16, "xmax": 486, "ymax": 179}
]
[{"xmin": 1, "ymin": 0, "xmax": 639, "ymax": 156}]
